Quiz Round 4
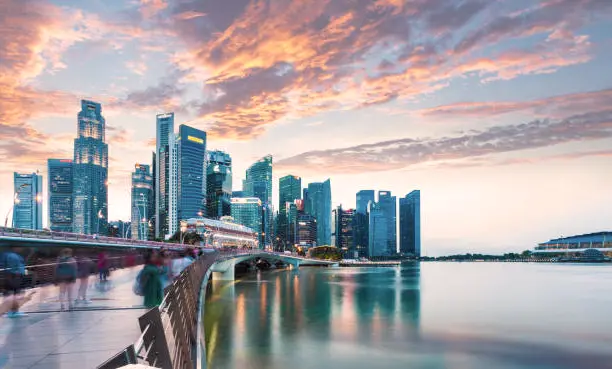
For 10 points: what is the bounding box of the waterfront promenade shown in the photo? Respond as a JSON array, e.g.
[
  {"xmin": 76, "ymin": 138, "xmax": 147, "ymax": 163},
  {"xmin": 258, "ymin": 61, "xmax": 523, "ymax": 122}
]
[{"xmin": 0, "ymin": 267, "xmax": 145, "ymax": 368}]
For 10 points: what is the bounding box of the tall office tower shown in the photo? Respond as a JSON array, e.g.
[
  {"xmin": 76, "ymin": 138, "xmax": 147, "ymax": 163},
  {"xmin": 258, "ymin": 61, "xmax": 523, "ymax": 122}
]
[
  {"xmin": 206, "ymin": 150, "xmax": 232, "ymax": 219},
  {"xmin": 150, "ymin": 151, "xmax": 156, "ymax": 238},
  {"xmin": 356, "ymin": 190, "xmax": 375, "ymax": 214},
  {"xmin": 131, "ymin": 164, "xmax": 154, "ymax": 240},
  {"xmin": 306, "ymin": 179, "xmax": 332, "ymax": 246},
  {"xmin": 48, "ymin": 159, "xmax": 73, "ymax": 232},
  {"xmin": 334, "ymin": 205, "xmax": 355, "ymax": 255},
  {"xmin": 12, "ymin": 172, "xmax": 43, "ymax": 230},
  {"xmin": 167, "ymin": 133, "xmax": 179, "ymax": 238},
  {"xmin": 303, "ymin": 188, "xmax": 310, "ymax": 214},
  {"xmin": 231, "ymin": 190, "xmax": 245, "ymax": 198},
  {"xmin": 231, "ymin": 198, "xmax": 263, "ymax": 248},
  {"xmin": 278, "ymin": 175, "xmax": 301, "ymax": 250},
  {"xmin": 177, "ymin": 125, "xmax": 207, "ymax": 223},
  {"xmin": 368, "ymin": 201, "xmax": 388, "ymax": 257},
  {"xmin": 286, "ymin": 202, "xmax": 299, "ymax": 247},
  {"xmin": 155, "ymin": 112, "xmax": 174, "ymax": 239},
  {"xmin": 400, "ymin": 190, "xmax": 421, "ymax": 257},
  {"xmin": 296, "ymin": 214, "xmax": 317, "ymax": 249},
  {"xmin": 378, "ymin": 191, "xmax": 397, "ymax": 255},
  {"xmin": 73, "ymin": 100, "xmax": 108, "ymax": 235},
  {"xmin": 244, "ymin": 155, "xmax": 273, "ymax": 247},
  {"xmin": 354, "ymin": 190, "xmax": 374, "ymax": 258}
]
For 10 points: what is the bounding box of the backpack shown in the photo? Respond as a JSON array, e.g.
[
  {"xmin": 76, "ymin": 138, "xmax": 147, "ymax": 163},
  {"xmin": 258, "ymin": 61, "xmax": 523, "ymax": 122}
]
[
  {"xmin": 57, "ymin": 257, "xmax": 76, "ymax": 277},
  {"xmin": 133, "ymin": 269, "xmax": 145, "ymax": 296}
]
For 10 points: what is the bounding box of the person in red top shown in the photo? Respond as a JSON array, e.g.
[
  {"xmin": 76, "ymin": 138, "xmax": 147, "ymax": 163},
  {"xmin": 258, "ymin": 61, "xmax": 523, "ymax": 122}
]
[{"xmin": 97, "ymin": 252, "xmax": 110, "ymax": 282}]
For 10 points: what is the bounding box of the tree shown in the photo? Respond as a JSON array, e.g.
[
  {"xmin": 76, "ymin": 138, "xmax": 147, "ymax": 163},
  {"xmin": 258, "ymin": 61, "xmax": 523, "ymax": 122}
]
[{"xmin": 168, "ymin": 231, "xmax": 203, "ymax": 245}]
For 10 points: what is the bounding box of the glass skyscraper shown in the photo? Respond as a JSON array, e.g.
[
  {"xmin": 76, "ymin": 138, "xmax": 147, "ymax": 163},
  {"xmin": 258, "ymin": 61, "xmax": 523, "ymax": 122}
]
[
  {"xmin": 13, "ymin": 172, "xmax": 43, "ymax": 230},
  {"xmin": 73, "ymin": 100, "xmax": 108, "ymax": 235},
  {"xmin": 131, "ymin": 164, "xmax": 154, "ymax": 240},
  {"xmin": 400, "ymin": 190, "xmax": 421, "ymax": 257},
  {"xmin": 378, "ymin": 190, "xmax": 397, "ymax": 255},
  {"xmin": 356, "ymin": 190, "xmax": 375, "ymax": 214},
  {"xmin": 48, "ymin": 159, "xmax": 73, "ymax": 232},
  {"xmin": 206, "ymin": 150, "xmax": 232, "ymax": 219},
  {"xmin": 306, "ymin": 179, "xmax": 332, "ymax": 246},
  {"xmin": 231, "ymin": 197, "xmax": 263, "ymax": 248},
  {"xmin": 155, "ymin": 112, "xmax": 174, "ymax": 239},
  {"xmin": 277, "ymin": 175, "xmax": 301, "ymax": 250},
  {"xmin": 244, "ymin": 155, "xmax": 273, "ymax": 247},
  {"xmin": 368, "ymin": 202, "xmax": 388, "ymax": 257},
  {"xmin": 177, "ymin": 124, "xmax": 207, "ymax": 223}
]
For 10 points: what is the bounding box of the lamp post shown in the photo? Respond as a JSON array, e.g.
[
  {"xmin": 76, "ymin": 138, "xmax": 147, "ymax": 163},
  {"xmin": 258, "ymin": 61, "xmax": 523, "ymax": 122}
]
[
  {"xmin": 140, "ymin": 193, "xmax": 148, "ymax": 240},
  {"xmin": 4, "ymin": 183, "xmax": 31, "ymax": 228},
  {"xmin": 96, "ymin": 210, "xmax": 104, "ymax": 235}
]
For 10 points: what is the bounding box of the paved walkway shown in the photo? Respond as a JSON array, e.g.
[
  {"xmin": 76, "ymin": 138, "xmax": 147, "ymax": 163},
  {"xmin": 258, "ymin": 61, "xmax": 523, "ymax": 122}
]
[{"xmin": 0, "ymin": 267, "xmax": 147, "ymax": 368}]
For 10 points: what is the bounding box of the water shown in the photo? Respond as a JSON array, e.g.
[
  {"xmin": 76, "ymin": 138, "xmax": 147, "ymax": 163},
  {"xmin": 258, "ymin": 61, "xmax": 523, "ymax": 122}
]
[{"xmin": 204, "ymin": 263, "xmax": 612, "ymax": 369}]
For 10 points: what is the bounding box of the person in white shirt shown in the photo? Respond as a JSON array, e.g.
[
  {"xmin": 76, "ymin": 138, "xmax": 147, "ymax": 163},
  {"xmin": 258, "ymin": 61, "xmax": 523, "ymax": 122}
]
[{"xmin": 170, "ymin": 249, "xmax": 195, "ymax": 280}]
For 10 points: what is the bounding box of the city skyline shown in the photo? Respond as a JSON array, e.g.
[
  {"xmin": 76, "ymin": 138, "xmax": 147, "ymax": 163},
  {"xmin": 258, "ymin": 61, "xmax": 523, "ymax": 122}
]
[{"xmin": 1, "ymin": 0, "xmax": 612, "ymax": 255}]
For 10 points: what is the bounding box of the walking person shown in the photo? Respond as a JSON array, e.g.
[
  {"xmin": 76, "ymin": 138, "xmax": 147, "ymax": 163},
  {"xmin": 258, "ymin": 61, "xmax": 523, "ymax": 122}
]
[
  {"xmin": 141, "ymin": 251, "xmax": 163, "ymax": 308},
  {"xmin": 171, "ymin": 248, "xmax": 195, "ymax": 280},
  {"xmin": 1, "ymin": 247, "xmax": 27, "ymax": 318},
  {"xmin": 97, "ymin": 252, "xmax": 109, "ymax": 282},
  {"xmin": 158, "ymin": 248, "xmax": 172, "ymax": 289},
  {"xmin": 75, "ymin": 253, "xmax": 94, "ymax": 304},
  {"xmin": 55, "ymin": 248, "xmax": 77, "ymax": 311}
]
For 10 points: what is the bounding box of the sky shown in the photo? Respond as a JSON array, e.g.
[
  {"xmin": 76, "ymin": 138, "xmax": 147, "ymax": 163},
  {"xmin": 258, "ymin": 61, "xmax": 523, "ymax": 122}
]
[{"xmin": 1, "ymin": 0, "xmax": 612, "ymax": 256}]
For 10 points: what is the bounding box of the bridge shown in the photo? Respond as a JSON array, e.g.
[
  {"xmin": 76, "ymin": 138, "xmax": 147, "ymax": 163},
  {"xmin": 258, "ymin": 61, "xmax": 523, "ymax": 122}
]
[{"xmin": 0, "ymin": 229, "xmax": 335, "ymax": 369}]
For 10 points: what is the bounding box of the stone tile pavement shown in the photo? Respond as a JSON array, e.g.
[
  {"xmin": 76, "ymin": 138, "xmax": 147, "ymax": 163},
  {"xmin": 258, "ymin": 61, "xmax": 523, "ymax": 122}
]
[{"xmin": 0, "ymin": 267, "xmax": 148, "ymax": 368}]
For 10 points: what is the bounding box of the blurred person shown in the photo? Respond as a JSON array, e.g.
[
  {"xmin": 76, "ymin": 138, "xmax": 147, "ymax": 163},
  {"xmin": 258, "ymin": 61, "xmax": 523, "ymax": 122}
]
[
  {"xmin": 1, "ymin": 247, "xmax": 27, "ymax": 318},
  {"xmin": 158, "ymin": 248, "xmax": 172, "ymax": 289},
  {"xmin": 171, "ymin": 248, "xmax": 195, "ymax": 280},
  {"xmin": 0, "ymin": 291, "xmax": 36, "ymax": 316},
  {"xmin": 97, "ymin": 252, "xmax": 109, "ymax": 282},
  {"xmin": 55, "ymin": 248, "xmax": 77, "ymax": 311},
  {"xmin": 75, "ymin": 253, "xmax": 95, "ymax": 304},
  {"xmin": 141, "ymin": 251, "xmax": 163, "ymax": 308}
]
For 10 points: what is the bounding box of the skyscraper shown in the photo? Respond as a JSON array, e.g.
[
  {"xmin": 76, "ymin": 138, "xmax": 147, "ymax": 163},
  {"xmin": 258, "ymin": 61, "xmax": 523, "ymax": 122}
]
[
  {"xmin": 400, "ymin": 190, "xmax": 421, "ymax": 257},
  {"xmin": 206, "ymin": 150, "xmax": 232, "ymax": 219},
  {"xmin": 12, "ymin": 172, "xmax": 43, "ymax": 230},
  {"xmin": 354, "ymin": 190, "xmax": 374, "ymax": 258},
  {"xmin": 231, "ymin": 197, "xmax": 263, "ymax": 248},
  {"xmin": 177, "ymin": 125, "xmax": 207, "ymax": 223},
  {"xmin": 131, "ymin": 164, "xmax": 154, "ymax": 240},
  {"xmin": 244, "ymin": 155, "xmax": 273, "ymax": 247},
  {"xmin": 334, "ymin": 205, "xmax": 355, "ymax": 255},
  {"xmin": 73, "ymin": 100, "xmax": 108, "ymax": 235},
  {"xmin": 368, "ymin": 201, "xmax": 388, "ymax": 257},
  {"xmin": 297, "ymin": 214, "xmax": 317, "ymax": 249},
  {"xmin": 356, "ymin": 190, "xmax": 375, "ymax": 214},
  {"xmin": 277, "ymin": 175, "xmax": 301, "ymax": 250},
  {"xmin": 378, "ymin": 190, "xmax": 397, "ymax": 255},
  {"xmin": 306, "ymin": 179, "xmax": 332, "ymax": 246},
  {"xmin": 155, "ymin": 112, "xmax": 174, "ymax": 239},
  {"xmin": 48, "ymin": 159, "xmax": 73, "ymax": 232}
]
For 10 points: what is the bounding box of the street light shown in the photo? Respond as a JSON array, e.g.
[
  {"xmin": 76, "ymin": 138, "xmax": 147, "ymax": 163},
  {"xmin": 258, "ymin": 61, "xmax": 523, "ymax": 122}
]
[
  {"xmin": 4, "ymin": 183, "xmax": 31, "ymax": 228},
  {"xmin": 96, "ymin": 209, "xmax": 104, "ymax": 235}
]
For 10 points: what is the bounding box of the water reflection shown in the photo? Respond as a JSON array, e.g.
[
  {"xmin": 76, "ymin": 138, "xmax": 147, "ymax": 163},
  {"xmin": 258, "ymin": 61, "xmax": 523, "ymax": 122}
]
[{"xmin": 204, "ymin": 263, "xmax": 422, "ymax": 369}]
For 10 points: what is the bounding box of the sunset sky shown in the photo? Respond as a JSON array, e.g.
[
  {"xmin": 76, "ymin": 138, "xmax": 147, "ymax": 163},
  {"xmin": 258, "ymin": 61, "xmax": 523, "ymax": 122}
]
[{"xmin": 1, "ymin": 0, "xmax": 612, "ymax": 255}]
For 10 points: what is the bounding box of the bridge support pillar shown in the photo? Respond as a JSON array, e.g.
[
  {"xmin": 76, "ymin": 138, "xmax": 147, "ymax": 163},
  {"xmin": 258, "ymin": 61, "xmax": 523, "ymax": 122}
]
[{"xmin": 212, "ymin": 267, "xmax": 235, "ymax": 281}]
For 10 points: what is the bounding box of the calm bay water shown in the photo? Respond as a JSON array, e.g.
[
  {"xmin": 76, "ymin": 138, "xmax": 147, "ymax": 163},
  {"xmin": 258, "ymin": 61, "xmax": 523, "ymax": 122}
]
[{"xmin": 204, "ymin": 263, "xmax": 612, "ymax": 369}]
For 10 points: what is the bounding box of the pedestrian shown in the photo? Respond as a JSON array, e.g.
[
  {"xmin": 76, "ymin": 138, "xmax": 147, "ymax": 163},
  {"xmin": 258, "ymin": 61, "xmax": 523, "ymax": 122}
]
[
  {"xmin": 158, "ymin": 248, "xmax": 172, "ymax": 289},
  {"xmin": 1, "ymin": 247, "xmax": 27, "ymax": 318},
  {"xmin": 97, "ymin": 252, "xmax": 109, "ymax": 282},
  {"xmin": 171, "ymin": 248, "xmax": 195, "ymax": 280},
  {"xmin": 55, "ymin": 248, "xmax": 77, "ymax": 311},
  {"xmin": 75, "ymin": 253, "xmax": 94, "ymax": 304},
  {"xmin": 141, "ymin": 251, "xmax": 163, "ymax": 308}
]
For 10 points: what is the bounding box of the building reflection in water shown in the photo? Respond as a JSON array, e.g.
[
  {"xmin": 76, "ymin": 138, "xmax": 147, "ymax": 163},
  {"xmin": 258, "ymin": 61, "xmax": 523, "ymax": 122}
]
[{"xmin": 204, "ymin": 263, "xmax": 421, "ymax": 369}]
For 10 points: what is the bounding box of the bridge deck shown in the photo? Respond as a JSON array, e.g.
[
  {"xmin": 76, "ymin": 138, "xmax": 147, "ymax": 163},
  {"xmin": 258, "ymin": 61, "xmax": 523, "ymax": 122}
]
[{"xmin": 0, "ymin": 268, "xmax": 145, "ymax": 368}]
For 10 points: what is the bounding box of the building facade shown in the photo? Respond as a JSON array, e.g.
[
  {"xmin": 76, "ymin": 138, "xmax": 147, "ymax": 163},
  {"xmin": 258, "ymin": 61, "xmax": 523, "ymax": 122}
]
[
  {"xmin": 399, "ymin": 190, "xmax": 421, "ymax": 257},
  {"xmin": 206, "ymin": 150, "xmax": 232, "ymax": 219},
  {"xmin": 356, "ymin": 190, "xmax": 375, "ymax": 214},
  {"xmin": 368, "ymin": 202, "xmax": 388, "ymax": 257},
  {"xmin": 277, "ymin": 175, "xmax": 301, "ymax": 250},
  {"xmin": 13, "ymin": 172, "xmax": 43, "ymax": 230},
  {"xmin": 48, "ymin": 159, "xmax": 73, "ymax": 232},
  {"xmin": 297, "ymin": 214, "xmax": 317, "ymax": 249},
  {"xmin": 378, "ymin": 191, "xmax": 397, "ymax": 255},
  {"xmin": 155, "ymin": 112, "xmax": 174, "ymax": 239},
  {"xmin": 353, "ymin": 190, "xmax": 374, "ymax": 258},
  {"xmin": 306, "ymin": 179, "xmax": 332, "ymax": 246},
  {"xmin": 244, "ymin": 155, "xmax": 273, "ymax": 247},
  {"xmin": 73, "ymin": 100, "xmax": 108, "ymax": 235},
  {"xmin": 231, "ymin": 197, "xmax": 263, "ymax": 248},
  {"xmin": 177, "ymin": 125, "xmax": 207, "ymax": 224},
  {"xmin": 334, "ymin": 206, "xmax": 355, "ymax": 256},
  {"xmin": 131, "ymin": 164, "xmax": 154, "ymax": 240}
]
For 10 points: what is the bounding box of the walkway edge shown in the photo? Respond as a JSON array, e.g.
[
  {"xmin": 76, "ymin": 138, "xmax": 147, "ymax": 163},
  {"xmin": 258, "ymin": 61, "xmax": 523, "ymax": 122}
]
[{"xmin": 195, "ymin": 266, "xmax": 213, "ymax": 369}]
